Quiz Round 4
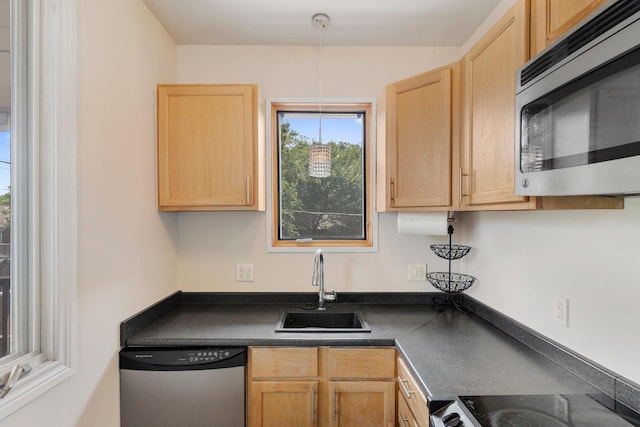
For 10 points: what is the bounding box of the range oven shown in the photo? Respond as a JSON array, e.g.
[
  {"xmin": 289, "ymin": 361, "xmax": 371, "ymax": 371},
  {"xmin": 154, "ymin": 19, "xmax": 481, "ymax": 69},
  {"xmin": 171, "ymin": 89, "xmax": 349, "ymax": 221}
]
[
  {"xmin": 429, "ymin": 394, "xmax": 639, "ymax": 426},
  {"xmin": 515, "ymin": 0, "xmax": 640, "ymax": 196}
]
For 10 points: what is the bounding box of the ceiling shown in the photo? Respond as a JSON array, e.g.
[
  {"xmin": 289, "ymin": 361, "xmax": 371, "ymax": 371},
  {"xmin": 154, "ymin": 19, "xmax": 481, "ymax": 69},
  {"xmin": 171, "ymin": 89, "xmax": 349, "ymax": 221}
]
[{"xmin": 142, "ymin": 0, "xmax": 502, "ymax": 47}]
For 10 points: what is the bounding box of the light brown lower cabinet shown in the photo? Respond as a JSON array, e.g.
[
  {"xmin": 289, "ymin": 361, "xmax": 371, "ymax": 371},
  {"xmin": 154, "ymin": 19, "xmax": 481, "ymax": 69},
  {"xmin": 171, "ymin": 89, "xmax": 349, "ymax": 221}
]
[
  {"xmin": 248, "ymin": 346, "xmax": 395, "ymax": 427},
  {"xmin": 397, "ymin": 356, "xmax": 430, "ymax": 427},
  {"xmin": 329, "ymin": 381, "xmax": 395, "ymax": 426},
  {"xmin": 397, "ymin": 391, "xmax": 421, "ymax": 427},
  {"xmin": 250, "ymin": 381, "xmax": 319, "ymax": 427}
]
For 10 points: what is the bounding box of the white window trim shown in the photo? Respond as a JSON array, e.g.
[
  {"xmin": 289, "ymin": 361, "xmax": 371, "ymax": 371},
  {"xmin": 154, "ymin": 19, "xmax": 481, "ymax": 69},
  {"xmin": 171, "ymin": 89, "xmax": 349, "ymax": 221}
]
[
  {"xmin": 265, "ymin": 97, "xmax": 378, "ymax": 253},
  {"xmin": 0, "ymin": 0, "xmax": 77, "ymax": 419}
]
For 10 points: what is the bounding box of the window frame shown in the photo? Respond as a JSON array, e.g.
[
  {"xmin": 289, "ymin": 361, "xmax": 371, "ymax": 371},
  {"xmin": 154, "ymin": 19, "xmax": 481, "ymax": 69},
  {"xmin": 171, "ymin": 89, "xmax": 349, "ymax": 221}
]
[
  {"xmin": 0, "ymin": 0, "xmax": 77, "ymax": 418},
  {"xmin": 266, "ymin": 98, "xmax": 378, "ymax": 253}
]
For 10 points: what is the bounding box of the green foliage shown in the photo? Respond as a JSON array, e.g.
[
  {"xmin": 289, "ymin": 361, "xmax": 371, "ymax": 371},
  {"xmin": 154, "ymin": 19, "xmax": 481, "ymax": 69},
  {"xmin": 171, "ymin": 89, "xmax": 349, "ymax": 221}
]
[
  {"xmin": 0, "ymin": 189, "xmax": 9, "ymax": 228},
  {"xmin": 279, "ymin": 122, "xmax": 364, "ymax": 240}
]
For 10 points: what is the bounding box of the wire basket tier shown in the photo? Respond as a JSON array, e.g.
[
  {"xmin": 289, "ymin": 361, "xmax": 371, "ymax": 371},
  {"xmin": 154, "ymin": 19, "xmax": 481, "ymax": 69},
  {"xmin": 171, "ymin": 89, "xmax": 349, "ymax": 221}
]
[
  {"xmin": 430, "ymin": 244, "xmax": 472, "ymax": 260},
  {"xmin": 426, "ymin": 272, "xmax": 476, "ymax": 293}
]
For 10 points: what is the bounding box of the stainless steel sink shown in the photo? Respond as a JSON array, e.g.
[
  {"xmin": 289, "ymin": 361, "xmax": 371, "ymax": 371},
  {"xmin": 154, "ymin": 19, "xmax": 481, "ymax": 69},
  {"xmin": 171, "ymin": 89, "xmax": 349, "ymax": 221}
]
[{"xmin": 275, "ymin": 310, "xmax": 371, "ymax": 332}]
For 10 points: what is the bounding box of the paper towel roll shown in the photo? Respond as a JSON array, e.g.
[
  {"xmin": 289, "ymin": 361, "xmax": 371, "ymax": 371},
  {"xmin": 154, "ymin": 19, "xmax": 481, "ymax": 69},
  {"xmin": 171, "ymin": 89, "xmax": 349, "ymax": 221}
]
[{"xmin": 397, "ymin": 212, "xmax": 449, "ymax": 236}]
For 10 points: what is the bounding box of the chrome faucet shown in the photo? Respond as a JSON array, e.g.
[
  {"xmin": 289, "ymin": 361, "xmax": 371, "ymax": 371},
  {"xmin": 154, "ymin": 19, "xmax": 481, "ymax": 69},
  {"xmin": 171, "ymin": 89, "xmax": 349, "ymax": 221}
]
[{"xmin": 311, "ymin": 249, "xmax": 337, "ymax": 310}]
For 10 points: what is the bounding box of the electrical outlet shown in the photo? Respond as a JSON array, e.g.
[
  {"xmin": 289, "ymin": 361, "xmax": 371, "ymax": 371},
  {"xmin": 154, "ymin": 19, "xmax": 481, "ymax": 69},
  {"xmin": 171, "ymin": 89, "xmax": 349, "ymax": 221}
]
[
  {"xmin": 553, "ymin": 295, "xmax": 569, "ymax": 327},
  {"xmin": 408, "ymin": 264, "xmax": 427, "ymax": 281},
  {"xmin": 236, "ymin": 264, "xmax": 254, "ymax": 282}
]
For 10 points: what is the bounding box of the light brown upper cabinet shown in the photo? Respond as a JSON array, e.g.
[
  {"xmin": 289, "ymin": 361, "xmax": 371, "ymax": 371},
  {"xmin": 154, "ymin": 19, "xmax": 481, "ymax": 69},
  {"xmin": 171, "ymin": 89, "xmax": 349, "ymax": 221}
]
[
  {"xmin": 530, "ymin": 0, "xmax": 608, "ymax": 55},
  {"xmin": 460, "ymin": 0, "xmax": 531, "ymax": 209},
  {"xmin": 460, "ymin": 0, "xmax": 621, "ymax": 211},
  {"xmin": 156, "ymin": 84, "xmax": 261, "ymax": 211},
  {"xmin": 383, "ymin": 63, "xmax": 460, "ymax": 211}
]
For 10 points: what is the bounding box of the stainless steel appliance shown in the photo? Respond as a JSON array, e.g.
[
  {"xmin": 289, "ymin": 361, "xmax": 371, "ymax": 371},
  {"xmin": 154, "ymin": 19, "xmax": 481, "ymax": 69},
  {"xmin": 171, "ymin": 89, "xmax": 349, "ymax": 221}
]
[
  {"xmin": 119, "ymin": 347, "xmax": 246, "ymax": 427},
  {"xmin": 515, "ymin": 0, "xmax": 640, "ymax": 196},
  {"xmin": 430, "ymin": 394, "xmax": 639, "ymax": 426}
]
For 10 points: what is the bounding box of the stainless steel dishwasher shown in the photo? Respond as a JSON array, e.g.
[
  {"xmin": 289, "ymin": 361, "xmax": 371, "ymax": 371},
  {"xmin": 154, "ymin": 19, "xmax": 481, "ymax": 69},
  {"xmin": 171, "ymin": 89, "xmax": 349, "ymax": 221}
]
[{"xmin": 119, "ymin": 347, "xmax": 246, "ymax": 427}]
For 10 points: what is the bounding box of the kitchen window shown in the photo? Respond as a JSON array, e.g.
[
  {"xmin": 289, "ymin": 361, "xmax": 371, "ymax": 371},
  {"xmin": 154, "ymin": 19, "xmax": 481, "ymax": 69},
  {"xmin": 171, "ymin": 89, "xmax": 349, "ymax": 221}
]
[
  {"xmin": 0, "ymin": 0, "xmax": 76, "ymax": 419},
  {"xmin": 267, "ymin": 100, "xmax": 377, "ymax": 251}
]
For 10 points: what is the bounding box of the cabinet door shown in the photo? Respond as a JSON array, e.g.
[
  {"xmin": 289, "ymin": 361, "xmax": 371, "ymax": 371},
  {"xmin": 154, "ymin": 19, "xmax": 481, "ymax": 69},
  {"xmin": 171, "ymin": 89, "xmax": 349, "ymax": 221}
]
[
  {"xmin": 328, "ymin": 381, "xmax": 394, "ymax": 427},
  {"xmin": 157, "ymin": 84, "xmax": 258, "ymax": 211},
  {"xmin": 462, "ymin": 0, "xmax": 530, "ymax": 208},
  {"xmin": 531, "ymin": 0, "xmax": 607, "ymax": 55},
  {"xmin": 249, "ymin": 381, "xmax": 318, "ymax": 427},
  {"xmin": 385, "ymin": 65, "xmax": 456, "ymax": 210}
]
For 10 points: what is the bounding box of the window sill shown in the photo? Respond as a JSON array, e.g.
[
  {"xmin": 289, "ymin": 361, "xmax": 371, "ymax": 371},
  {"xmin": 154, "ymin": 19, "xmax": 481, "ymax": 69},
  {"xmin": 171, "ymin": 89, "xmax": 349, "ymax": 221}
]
[{"xmin": 0, "ymin": 361, "xmax": 73, "ymax": 420}]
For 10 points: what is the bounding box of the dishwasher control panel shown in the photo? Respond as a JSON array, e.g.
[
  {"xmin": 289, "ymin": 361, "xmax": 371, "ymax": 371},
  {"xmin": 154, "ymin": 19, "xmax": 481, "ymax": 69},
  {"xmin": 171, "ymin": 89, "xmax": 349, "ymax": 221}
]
[
  {"xmin": 120, "ymin": 347, "xmax": 246, "ymax": 370},
  {"xmin": 188, "ymin": 349, "xmax": 236, "ymax": 363}
]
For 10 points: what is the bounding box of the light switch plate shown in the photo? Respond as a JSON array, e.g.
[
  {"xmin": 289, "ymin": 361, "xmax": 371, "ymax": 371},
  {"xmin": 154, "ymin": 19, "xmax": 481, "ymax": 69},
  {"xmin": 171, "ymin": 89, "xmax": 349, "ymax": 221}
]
[
  {"xmin": 408, "ymin": 264, "xmax": 427, "ymax": 281},
  {"xmin": 236, "ymin": 264, "xmax": 254, "ymax": 282}
]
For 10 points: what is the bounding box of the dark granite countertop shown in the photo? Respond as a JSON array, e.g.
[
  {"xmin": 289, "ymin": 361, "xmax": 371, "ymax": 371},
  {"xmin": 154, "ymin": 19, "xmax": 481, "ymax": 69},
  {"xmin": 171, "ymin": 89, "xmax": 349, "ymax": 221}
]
[
  {"xmin": 394, "ymin": 309, "xmax": 595, "ymax": 397},
  {"xmin": 120, "ymin": 291, "xmax": 640, "ymax": 417}
]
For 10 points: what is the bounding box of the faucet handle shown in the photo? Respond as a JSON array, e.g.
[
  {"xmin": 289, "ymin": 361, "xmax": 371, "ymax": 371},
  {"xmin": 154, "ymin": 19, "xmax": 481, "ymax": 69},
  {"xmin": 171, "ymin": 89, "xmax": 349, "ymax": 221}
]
[{"xmin": 324, "ymin": 291, "xmax": 337, "ymax": 302}]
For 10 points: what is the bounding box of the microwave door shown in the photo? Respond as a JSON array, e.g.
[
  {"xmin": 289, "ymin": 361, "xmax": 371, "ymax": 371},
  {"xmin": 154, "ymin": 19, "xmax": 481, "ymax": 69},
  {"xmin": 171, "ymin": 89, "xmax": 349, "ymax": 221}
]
[
  {"xmin": 591, "ymin": 87, "xmax": 640, "ymax": 162},
  {"xmin": 520, "ymin": 92, "xmax": 592, "ymax": 174}
]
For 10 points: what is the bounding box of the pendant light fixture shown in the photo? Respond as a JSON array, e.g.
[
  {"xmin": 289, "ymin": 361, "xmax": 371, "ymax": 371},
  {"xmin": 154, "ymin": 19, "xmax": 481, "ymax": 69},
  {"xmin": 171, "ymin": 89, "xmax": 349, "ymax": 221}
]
[{"xmin": 308, "ymin": 13, "xmax": 332, "ymax": 178}]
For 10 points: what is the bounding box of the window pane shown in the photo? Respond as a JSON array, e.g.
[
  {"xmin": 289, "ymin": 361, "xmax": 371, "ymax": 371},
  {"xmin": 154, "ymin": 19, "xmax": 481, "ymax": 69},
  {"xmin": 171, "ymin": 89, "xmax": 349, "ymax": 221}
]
[
  {"xmin": 278, "ymin": 110, "xmax": 365, "ymax": 240},
  {"xmin": 0, "ymin": 0, "xmax": 10, "ymax": 358}
]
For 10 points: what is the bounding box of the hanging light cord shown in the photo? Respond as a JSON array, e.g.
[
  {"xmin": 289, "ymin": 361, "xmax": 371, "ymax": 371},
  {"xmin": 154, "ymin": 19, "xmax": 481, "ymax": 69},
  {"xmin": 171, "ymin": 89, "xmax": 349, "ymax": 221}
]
[{"xmin": 317, "ymin": 23, "xmax": 323, "ymax": 145}]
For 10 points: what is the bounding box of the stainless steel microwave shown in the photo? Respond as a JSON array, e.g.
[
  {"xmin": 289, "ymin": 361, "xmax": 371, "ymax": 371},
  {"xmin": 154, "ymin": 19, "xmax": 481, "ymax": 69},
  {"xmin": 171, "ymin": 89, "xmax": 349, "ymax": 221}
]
[{"xmin": 515, "ymin": 0, "xmax": 640, "ymax": 196}]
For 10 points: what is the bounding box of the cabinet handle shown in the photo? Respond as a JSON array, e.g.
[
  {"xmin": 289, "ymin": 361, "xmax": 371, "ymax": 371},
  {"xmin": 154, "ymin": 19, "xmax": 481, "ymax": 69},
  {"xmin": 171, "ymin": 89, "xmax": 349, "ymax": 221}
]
[
  {"xmin": 311, "ymin": 387, "xmax": 316, "ymax": 423},
  {"xmin": 245, "ymin": 176, "xmax": 250, "ymax": 204},
  {"xmin": 332, "ymin": 390, "xmax": 337, "ymax": 422},
  {"xmin": 398, "ymin": 376, "xmax": 415, "ymax": 399},
  {"xmin": 390, "ymin": 178, "xmax": 395, "ymax": 205},
  {"xmin": 459, "ymin": 168, "xmax": 469, "ymax": 202},
  {"xmin": 399, "ymin": 413, "xmax": 411, "ymax": 427}
]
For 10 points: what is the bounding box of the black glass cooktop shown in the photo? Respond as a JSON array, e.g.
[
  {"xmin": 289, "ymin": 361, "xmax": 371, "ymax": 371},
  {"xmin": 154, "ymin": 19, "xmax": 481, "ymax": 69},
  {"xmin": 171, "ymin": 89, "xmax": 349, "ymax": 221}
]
[{"xmin": 458, "ymin": 394, "xmax": 639, "ymax": 427}]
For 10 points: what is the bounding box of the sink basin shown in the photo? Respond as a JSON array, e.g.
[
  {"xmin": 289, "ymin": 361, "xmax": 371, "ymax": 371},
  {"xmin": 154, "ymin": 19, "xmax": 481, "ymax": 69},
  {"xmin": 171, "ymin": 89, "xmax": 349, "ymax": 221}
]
[{"xmin": 275, "ymin": 310, "xmax": 371, "ymax": 333}]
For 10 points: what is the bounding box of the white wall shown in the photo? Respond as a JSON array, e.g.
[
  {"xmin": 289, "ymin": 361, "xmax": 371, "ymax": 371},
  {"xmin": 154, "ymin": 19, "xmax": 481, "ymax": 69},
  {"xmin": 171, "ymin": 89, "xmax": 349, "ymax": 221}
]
[
  {"xmin": 178, "ymin": 212, "xmax": 461, "ymax": 293},
  {"xmin": 1, "ymin": 0, "xmax": 179, "ymax": 426},
  {"xmin": 458, "ymin": 0, "xmax": 640, "ymax": 388},
  {"xmin": 465, "ymin": 201, "xmax": 640, "ymax": 386},
  {"xmin": 176, "ymin": 45, "xmax": 466, "ymax": 294}
]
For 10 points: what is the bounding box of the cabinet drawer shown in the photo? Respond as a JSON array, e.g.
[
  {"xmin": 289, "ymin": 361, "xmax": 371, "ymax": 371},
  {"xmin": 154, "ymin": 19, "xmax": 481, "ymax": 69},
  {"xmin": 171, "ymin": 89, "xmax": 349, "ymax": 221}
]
[
  {"xmin": 398, "ymin": 392, "xmax": 421, "ymax": 427},
  {"xmin": 250, "ymin": 347, "xmax": 318, "ymax": 378},
  {"xmin": 397, "ymin": 357, "xmax": 429, "ymax": 425},
  {"xmin": 327, "ymin": 347, "xmax": 395, "ymax": 379}
]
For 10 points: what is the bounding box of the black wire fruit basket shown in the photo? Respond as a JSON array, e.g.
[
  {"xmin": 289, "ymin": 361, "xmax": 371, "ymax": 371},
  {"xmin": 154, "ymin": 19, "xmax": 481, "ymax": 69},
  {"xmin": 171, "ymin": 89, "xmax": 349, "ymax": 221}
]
[
  {"xmin": 426, "ymin": 272, "xmax": 476, "ymax": 293},
  {"xmin": 429, "ymin": 244, "xmax": 472, "ymax": 261},
  {"xmin": 426, "ymin": 224, "xmax": 476, "ymax": 295}
]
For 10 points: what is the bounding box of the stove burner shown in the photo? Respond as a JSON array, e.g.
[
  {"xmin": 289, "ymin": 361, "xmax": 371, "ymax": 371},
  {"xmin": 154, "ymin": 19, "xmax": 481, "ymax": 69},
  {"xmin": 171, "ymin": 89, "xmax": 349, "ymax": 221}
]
[
  {"xmin": 430, "ymin": 394, "xmax": 639, "ymax": 427},
  {"xmin": 489, "ymin": 408, "xmax": 570, "ymax": 426}
]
